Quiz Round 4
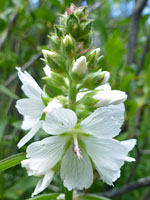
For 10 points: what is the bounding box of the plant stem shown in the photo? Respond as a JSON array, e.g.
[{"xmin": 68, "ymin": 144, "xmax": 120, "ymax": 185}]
[
  {"xmin": 65, "ymin": 188, "xmax": 73, "ymax": 200},
  {"xmin": 68, "ymin": 78, "xmax": 76, "ymax": 110}
]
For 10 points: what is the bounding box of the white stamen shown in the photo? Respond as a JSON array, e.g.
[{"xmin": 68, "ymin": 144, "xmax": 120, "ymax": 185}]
[{"xmin": 73, "ymin": 135, "xmax": 82, "ymax": 159}]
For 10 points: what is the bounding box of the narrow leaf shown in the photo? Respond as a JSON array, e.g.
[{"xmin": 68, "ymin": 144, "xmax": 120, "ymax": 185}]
[{"xmin": 0, "ymin": 153, "xmax": 26, "ymax": 172}]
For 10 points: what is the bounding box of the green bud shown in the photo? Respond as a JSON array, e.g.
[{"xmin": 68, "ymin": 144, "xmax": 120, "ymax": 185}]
[
  {"xmin": 87, "ymin": 48, "xmax": 101, "ymax": 69},
  {"xmin": 48, "ymin": 34, "xmax": 61, "ymax": 50},
  {"xmin": 79, "ymin": 91, "xmax": 98, "ymax": 107},
  {"xmin": 82, "ymin": 70, "xmax": 108, "ymax": 90},
  {"xmin": 62, "ymin": 35, "xmax": 76, "ymax": 57},
  {"xmin": 66, "ymin": 13, "xmax": 80, "ymax": 38},
  {"xmin": 54, "ymin": 25, "xmax": 66, "ymax": 37},
  {"xmin": 80, "ymin": 19, "xmax": 93, "ymax": 35},
  {"xmin": 43, "ymin": 71, "xmax": 68, "ymax": 90},
  {"xmin": 42, "ymin": 50, "xmax": 66, "ymax": 73}
]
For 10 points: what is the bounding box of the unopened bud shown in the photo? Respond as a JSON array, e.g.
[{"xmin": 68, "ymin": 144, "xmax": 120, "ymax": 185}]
[
  {"xmin": 87, "ymin": 48, "xmax": 101, "ymax": 69},
  {"xmin": 72, "ymin": 56, "xmax": 87, "ymax": 75},
  {"xmin": 99, "ymin": 71, "xmax": 110, "ymax": 84},
  {"xmin": 62, "ymin": 35, "xmax": 75, "ymax": 56},
  {"xmin": 91, "ymin": 48, "xmax": 101, "ymax": 59},
  {"xmin": 82, "ymin": 70, "xmax": 108, "ymax": 90},
  {"xmin": 93, "ymin": 90, "xmax": 127, "ymax": 107},
  {"xmin": 42, "ymin": 49, "xmax": 66, "ymax": 73}
]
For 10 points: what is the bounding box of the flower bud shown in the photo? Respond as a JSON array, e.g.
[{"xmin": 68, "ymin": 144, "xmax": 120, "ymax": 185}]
[
  {"xmin": 62, "ymin": 35, "xmax": 75, "ymax": 56},
  {"xmin": 42, "ymin": 50, "xmax": 66, "ymax": 73},
  {"xmin": 93, "ymin": 90, "xmax": 127, "ymax": 107},
  {"xmin": 87, "ymin": 48, "xmax": 101, "ymax": 69},
  {"xmin": 72, "ymin": 56, "xmax": 87, "ymax": 75},
  {"xmin": 91, "ymin": 48, "xmax": 101, "ymax": 59},
  {"xmin": 99, "ymin": 71, "xmax": 110, "ymax": 84},
  {"xmin": 82, "ymin": 70, "xmax": 108, "ymax": 90},
  {"xmin": 43, "ymin": 70, "xmax": 68, "ymax": 90}
]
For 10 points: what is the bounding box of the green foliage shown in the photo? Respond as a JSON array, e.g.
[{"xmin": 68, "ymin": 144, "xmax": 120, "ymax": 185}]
[{"xmin": 0, "ymin": 153, "xmax": 26, "ymax": 172}]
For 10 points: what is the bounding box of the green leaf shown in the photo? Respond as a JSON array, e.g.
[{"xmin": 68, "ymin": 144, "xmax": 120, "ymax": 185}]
[
  {"xmin": 0, "ymin": 84, "xmax": 19, "ymax": 99},
  {"xmin": 27, "ymin": 193, "xmax": 60, "ymax": 200},
  {"xmin": 0, "ymin": 153, "xmax": 26, "ymax": 172},
  {"xmin": 78, "ymin": 195, "xmax": 110, "ymax": 200}
]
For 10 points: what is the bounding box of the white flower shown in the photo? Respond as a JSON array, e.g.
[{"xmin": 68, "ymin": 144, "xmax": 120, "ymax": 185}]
[
  {"xmin": 72, "ymin": 56, "xmax": 87, "ymax": 75},
  {"xmin": 93, "ymin": 84, "xmax": 127, "ymax": 107},
  {"xmin": 16, "ymin": 68, "xmax": 62, "ymax": 148},
  {"xmin": 22, "ymin": 104, "xmax": 136, "ymax": 196}
]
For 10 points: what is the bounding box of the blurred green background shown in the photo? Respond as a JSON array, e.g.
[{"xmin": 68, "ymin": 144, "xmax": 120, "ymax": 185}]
[{"xmin": 0, "ymin": 0, "xmax": 150, "ymax": 199}]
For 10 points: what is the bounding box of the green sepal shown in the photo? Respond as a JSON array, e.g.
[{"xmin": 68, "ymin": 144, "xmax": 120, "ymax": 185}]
[
  {"xmin": 48, "ymin": 34, "xmax": 61, "ymax": 50},
  {"xmin": 40, "ymin": 112, "xmax": 46, "ymax": 120},
  {"xmin": 43, "ymin": 85, "xmax": 63, "ymax": 98},
  {"xmin": 82, "ymin": 70, "xmax": 105, "ymax": 90}
]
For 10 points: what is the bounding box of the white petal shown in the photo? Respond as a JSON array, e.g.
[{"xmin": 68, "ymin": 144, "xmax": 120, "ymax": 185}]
[
  {"xmin": 18, "ymin": 121, "xmax": 42, "ymax": 148},
  {"xmin": 43, "ymin": 65, "xmax": 51, "ymax": 77},
  {"xmin": 121, "ymin": 139, "xmax": 136, "ymax": 151},
  {"xmin": 121, "ymin": 139, "xmax": 136, "ymax": 162},
  {"xmin": 82, "ymin": 136, "xmax": 128, "ymax": 185},
  {"xmin": 17, "ymin": 67, "xmax": 43, "ymax": 98},
  {"xmin": 43, "ymin": 99, "xmax": 62, "ymax": 113},
  {"xmin": 81, "ymin": 104, "xmax": 125, "ymax": 138},
  {"xmin": 94, "ymin": 90, "xmax": 127, "ymax": 107},
  {"xmin": 16, "ymin": 98, "xmax": 44, "ymax": 118},
  {"xmin": 60, "ymin": 146, "xmax": 93, "ymax": 191},
  {"xmin": 32, "ymin": 171, "xmax": 54, "ymax": 197},
  {"xmin": 25, "ymin": 136, "xmax": 68, "ymax": 174},
  {"xmin": 21, "ymin": 116, "xmax": 40, "ymax": 130},
  {"xmin": 96, "ymin": 83, "xmax": 111, "ymax": 91},
  {"xmin": 124, "ymin": 156, "xmax": 135, "ymax": 162},
  {"xmin": 43, "ymin": 108, "xmax": 77, "ymax": 135}
]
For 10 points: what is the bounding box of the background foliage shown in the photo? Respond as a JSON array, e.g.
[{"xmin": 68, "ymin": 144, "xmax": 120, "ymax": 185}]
[{"xmin": 0, "ymin": 0, "xmax": 150, "ymax": 199}]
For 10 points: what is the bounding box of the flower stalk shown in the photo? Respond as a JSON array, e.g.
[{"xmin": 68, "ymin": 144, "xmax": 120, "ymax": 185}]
[{"xmin": 65, "ymin": 188, "xmax": 73, "ymax": 200}]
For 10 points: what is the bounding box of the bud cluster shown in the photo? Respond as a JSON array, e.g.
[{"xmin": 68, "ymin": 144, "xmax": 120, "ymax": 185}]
[{"xmin": 41, "ymin": 3, "xmax": 127, "ymax": 117}]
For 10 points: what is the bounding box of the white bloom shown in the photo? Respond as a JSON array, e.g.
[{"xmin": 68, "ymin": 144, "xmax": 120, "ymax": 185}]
[
  {"xmin": 94, "ymin": 84, "xmax": 127, "ymax": 107},
  {"xmin": 22, "ymin": 104, "xmax": 136, "ymax": 196},
  {"xmin": 16, "ymin": 68, "xmax": 62, "ymax": 148},
  {"xmin": 72, "ymin": 56, "xmax": 87, "ymax": 75}
]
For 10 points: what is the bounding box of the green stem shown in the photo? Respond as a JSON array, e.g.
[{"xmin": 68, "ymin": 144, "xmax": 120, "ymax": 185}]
[
  {"xmin": 68, "ymin": 78, "xmax": 76, "ymax": 110},
  {"xmin": 65, "ymin": 188, "xmax": 73, "ymax": 200}
]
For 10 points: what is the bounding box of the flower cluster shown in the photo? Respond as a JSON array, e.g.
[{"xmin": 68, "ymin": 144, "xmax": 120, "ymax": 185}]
[{"xmin": 16, "ymin": 4, "xmax": 136, "ymax": 197}]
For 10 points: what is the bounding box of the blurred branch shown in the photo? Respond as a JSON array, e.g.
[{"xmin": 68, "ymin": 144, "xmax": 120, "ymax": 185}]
[
  {"xmin": 0, "ymin": 12, "xmax": 18, "ymax": 50},
  {"xmin": 137, "ymin": 35, "xmax": 150, "ymax": 74},
  {"xmin": 89, "ymin": 1, "xmax": 102, "ymax": 13},
  {"xmin": 127, "ymin": 0, "xmax": 147, "ymax": 64},
  {"xmin": 5, "ymin": 53, "xmax": 42, "ymax": 86},
  {"xmin": 99, "ymin": 177, "xmax": 150, "ymax": 198},
  {"xmin": 141, "ymin": 149, "xmax": 150, "ymax": 155}
]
